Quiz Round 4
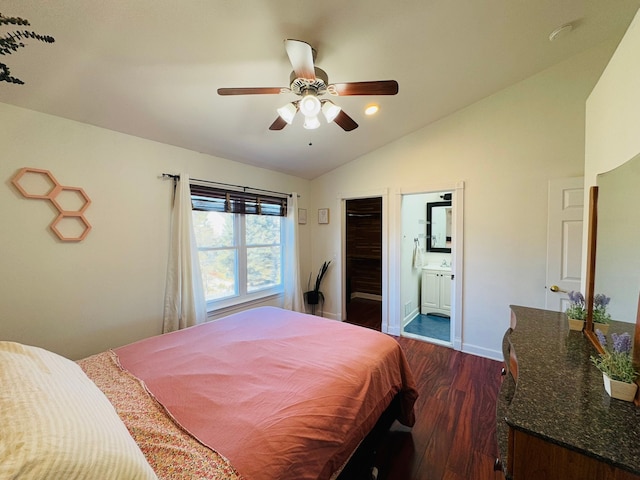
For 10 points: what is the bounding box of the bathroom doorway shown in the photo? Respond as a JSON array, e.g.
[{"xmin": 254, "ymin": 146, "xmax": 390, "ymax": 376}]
[{"xmin": 399, "ymin": 187, "xmax": 462, "ymax": 348}]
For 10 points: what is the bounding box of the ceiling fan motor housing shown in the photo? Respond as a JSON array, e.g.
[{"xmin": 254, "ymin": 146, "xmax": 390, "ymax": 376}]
[{"xmin": 289, "ymin": 67, "xmax": 329, "ymax": 96}]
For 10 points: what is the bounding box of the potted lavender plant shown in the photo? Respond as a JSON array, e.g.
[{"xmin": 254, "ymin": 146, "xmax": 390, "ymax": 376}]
[
  {"xmin": 592, "ymin": 293, "xmax": 612, "ymax": 333},
  {"xmin": 591, "ymin": 330, "xmax": 638, "ymax": 402},
  {"xmin": 565, "ymin": 291, "xmax": 586, "ymax": 331},
  {"xmin": 564, "ymin": 291, "xmax": 612, "ymax": 332}
]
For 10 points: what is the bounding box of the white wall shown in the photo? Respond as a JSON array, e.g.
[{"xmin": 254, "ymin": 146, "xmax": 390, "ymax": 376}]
[
  {"xmin": 0, "ymin": 104, "xmax": 310, "ymax": 359},
  {"xmin": 309, "ymin": 39, "xmax": 618, "ymax": 359},
  {"xmin": 583, "ymin": 8, "xmax": 640, "ymax": 322},
  {"xmin": 585, "ymin": 9, "xmax": 640, "ymax": 186}
]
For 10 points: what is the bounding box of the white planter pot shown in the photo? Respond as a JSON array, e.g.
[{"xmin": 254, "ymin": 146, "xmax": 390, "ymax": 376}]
[{"xmin": 602, "ymin": 373, "xmax": 638, "ymax": 402}]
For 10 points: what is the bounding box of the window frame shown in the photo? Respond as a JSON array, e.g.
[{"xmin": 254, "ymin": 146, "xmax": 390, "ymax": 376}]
[{"xmin": 190, "ymin": 183, "xmax": 287, "ymax": 312}]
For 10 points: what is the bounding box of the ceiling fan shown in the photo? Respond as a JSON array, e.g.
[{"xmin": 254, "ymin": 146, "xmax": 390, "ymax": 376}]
[{"xmin": 217, "ymin": 39, "xmax": 398, "ymax": 132}]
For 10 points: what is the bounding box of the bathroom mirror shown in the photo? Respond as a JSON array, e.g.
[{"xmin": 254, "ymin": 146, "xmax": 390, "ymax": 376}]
[{"xmin": 426, "ymin": 201, "xmax": 452, "ymax": 253}]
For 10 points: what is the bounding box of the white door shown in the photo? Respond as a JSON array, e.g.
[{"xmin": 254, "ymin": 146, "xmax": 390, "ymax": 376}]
[
  {"xmin": 421, "ymin": 270, "xmax": 440, "ymax": 312},
  {"xmin": 440, "ymin": 272, "xmax": 452, "ymax": 310},
  {"xmin": 545, "ymin": 177, "xmax": 584, "ymax": 311}
]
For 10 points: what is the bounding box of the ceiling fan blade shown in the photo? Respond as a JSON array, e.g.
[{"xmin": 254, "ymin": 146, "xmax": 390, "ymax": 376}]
[
  {"xmin": 217, "ymin": 87, "xmax": 283, "ymax": 95},
  {"xmin": 331, "ymin": 80, "xmax": 399, "ymax": 96},
  {"xmin": 269, "ymin": 116, "xmax": 288, "ymax": 131},
  {"xmin": 284, "ymin": 39, "xmax": 316, "ymax": 80},
  {"xmin": 333, "ymin": 110, "xmax": 358, "ymax": 131}
]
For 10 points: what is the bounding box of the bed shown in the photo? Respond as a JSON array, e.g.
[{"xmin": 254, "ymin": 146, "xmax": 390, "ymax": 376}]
[{"xmin": 1, "ymin": 306, "xmax": 418, "ymax": 480}]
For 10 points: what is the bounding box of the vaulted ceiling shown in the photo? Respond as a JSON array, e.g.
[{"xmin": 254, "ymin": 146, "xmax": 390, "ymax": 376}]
[{"xmin": 1, "ymin": 1, "xmax": 639, "ymax": 179}]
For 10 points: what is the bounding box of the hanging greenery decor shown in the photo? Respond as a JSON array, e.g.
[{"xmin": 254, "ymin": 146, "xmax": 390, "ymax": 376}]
[{"xmin": 0, "ymin": 13, "xmax": 55, "ymax": 85}]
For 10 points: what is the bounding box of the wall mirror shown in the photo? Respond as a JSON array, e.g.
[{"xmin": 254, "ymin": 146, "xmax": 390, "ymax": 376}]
[
  {"xmin": 593, "ymin": 155, "xmax": 640, "ymax": 323},
  {"xmin": 585, "ymin": 153, "xmax": 640, "ymax": 368},
  {"xmin": 426, "ymin": 200, "xmax": 452, "ymax": 253}
]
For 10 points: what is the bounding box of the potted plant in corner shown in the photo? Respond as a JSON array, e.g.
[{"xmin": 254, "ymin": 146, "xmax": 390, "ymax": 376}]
[
  {"xmin": 591, "ymin": 330, "xmax": 638, "ymax": 402},
  {"xmin": 565, "ymin": 291, "xmax": 586, "ymax": 331},
  {"xmin": 592, "ymin": 293, "xmax": 612, "ymax": 333},
  {"xmin": 304, "ymin": 261, "xmax": 331, "ymax": 314}
]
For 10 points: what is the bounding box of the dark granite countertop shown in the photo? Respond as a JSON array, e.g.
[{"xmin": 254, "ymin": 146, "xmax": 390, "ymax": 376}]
[{"xmin": 504, "ymin": 306, "xmax": 640, "ymax": 474}]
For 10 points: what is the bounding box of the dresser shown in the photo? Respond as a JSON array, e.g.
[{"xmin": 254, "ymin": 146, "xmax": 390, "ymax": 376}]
[{"xmin": 497, "ymin": 306, "xmax": 640, "ymax": 479}]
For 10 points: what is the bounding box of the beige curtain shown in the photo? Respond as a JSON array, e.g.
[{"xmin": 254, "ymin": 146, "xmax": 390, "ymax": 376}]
[
  {"xmin": 163, "ymin": 174, "xmax": 207, "ymax": 332},
  {"xmin": 283, "ymin": 193, "xmax": 304, "ymax": 312}
]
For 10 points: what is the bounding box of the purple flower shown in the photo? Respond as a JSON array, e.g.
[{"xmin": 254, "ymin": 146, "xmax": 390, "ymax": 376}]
[
  {"xmin": 568, "ymin": 291, "xmax": 585, "ymax": 305},
  {"xmin": 595, "ymin": 329, "xmax": 607, "ymax": 348},
  {"xmin": 612, "ymin": 332, "xmax": 632, "ymax": 355},
  {"xmin": 594, "ymin": 293, "xmax": 611, "ymax": 308}
]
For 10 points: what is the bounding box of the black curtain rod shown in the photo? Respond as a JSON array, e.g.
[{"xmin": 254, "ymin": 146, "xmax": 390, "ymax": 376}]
[{"xmin": 161, "ymin": 173, "xmax": 293, "ymax": 198}]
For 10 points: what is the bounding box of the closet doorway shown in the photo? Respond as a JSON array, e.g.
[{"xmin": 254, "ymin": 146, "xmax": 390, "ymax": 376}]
[{"xmin": 344, "ymin": 197, "xmax": 383, "ymax": 331}]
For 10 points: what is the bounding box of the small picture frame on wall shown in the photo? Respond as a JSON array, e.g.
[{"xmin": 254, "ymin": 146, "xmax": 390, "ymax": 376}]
[
  {"xmin": 318, "ymin": 208, "xmax": 330, "ymax": 224},
  {"xmin": 298, "ymin": 208, "xmax": 307, "ymax": 225}
]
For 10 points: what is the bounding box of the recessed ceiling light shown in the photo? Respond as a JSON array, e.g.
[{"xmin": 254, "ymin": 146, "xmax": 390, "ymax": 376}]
[
  {"xmin": 549, "ymin": 23, "xmax": 573, "ymax": 42},
  {"xmin": 365, "ymin": 104, "xmax": 379, "ymax": 116}
]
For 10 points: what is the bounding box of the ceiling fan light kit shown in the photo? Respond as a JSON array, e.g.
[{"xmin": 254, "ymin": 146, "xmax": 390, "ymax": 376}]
[
  {"xmin": 277, "ymin": 102, "xmax": 298, "ymax": 125},
  {"xmin": 303, "ymin": 115, "xmax": 321, "ymax": 130},
  {"xmin": 322, "ymin": 101, "xmax": 341, "ymax": 123},
  {"xmin": 299, "ymin": 94, "xmax": 321, "ymax": 117},
  {"xmin": 217, "ymin": 39, "xmax": 398, "ymax": 132}
]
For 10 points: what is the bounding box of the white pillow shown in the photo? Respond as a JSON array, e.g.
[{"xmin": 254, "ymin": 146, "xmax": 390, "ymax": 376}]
[{"xmin": 0, "ymin": 341, "xmax": 158, "ymax": 480}]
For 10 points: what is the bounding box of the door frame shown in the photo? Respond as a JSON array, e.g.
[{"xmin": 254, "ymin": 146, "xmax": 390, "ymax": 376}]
[{"xmin": 392, "ymin": 181, "xmax": 465, "ymax": 350}]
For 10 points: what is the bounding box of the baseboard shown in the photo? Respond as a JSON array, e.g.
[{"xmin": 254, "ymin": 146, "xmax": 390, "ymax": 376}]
[
  {"xmin": 314, "ymin": 310, "xmax": 339, "ymax": 321},
  {"xmin": 461, "ymin": 343, "xmax": 502, "ymax": 361},
  {"xmin": 386, "ymin": 324, "xmax": 401, "ymax": 336},
  {"xmin": 351, "ymin": 292, "xmax": 382, "ymax": 301},
  {"xmin": 402, "ymin": 308, "xmax": 420, "ymax": 327}
]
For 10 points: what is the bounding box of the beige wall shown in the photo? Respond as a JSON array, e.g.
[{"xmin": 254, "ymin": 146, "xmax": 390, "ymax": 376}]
[
  {"xmin": 586, "ymin": 9, "xmax": 640, "ymax": 184},
  {"xmin": 309, "ymin": 39, "xmax": 618, "ymax": 359},
  {"xmin": 0, "ymin": 105, "xmax": 310, "ymax": 359},
  {"xmin": 583, "ymin": 7, "xmax": 640, "ymax": 321}
]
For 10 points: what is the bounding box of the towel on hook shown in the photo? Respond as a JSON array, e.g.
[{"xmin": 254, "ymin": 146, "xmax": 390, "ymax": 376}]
[{"xmin": 412, "ymin": 241, "xmax": 423, "ymax": 269}]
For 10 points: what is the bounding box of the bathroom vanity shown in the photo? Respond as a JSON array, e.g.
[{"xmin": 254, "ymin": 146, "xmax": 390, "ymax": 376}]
[
  {"xmin": 496, "ymin": 306, "xmax": 640, "ymax": 479},
  {"xmin": 420, "ymin": 266, "xmax": 451, "ymax": 316}
]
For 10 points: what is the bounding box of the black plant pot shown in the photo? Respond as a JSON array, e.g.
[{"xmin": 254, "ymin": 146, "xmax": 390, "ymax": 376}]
[{"xmin": 304, "ymin": 291, "xmax": 322, "ymax": 305}]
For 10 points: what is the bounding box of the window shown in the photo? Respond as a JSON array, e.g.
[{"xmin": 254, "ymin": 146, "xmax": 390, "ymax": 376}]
[{"xmin": 190, "ymin": 183, "xmax": 287, "ymax": 309}]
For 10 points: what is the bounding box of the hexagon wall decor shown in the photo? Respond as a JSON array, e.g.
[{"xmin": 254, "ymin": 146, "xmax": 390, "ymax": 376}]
[{"xmin": 11, "ymin": 167, "xmax": 92, "ymax": 242}]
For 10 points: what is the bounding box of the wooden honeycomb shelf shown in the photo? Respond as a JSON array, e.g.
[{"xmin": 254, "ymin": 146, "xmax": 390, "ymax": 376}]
[{"xmin": 11, "ymin": 167, "xmax": 92, "ymax": 242}]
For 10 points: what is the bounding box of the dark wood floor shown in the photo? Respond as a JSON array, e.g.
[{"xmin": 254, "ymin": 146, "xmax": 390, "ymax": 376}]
[
  {"xmin": 344, "ymin": 300, "xmax": 504, "ymax": 480},
  {"xmin": 346, "ymin": 297, "xmax": 383, "ymax": 331}
]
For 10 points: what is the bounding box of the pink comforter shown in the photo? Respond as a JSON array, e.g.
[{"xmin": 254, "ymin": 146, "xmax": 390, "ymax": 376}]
[{"xmin": 114, "ymin": 307, "xmax": 418, "ymax": 480}]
